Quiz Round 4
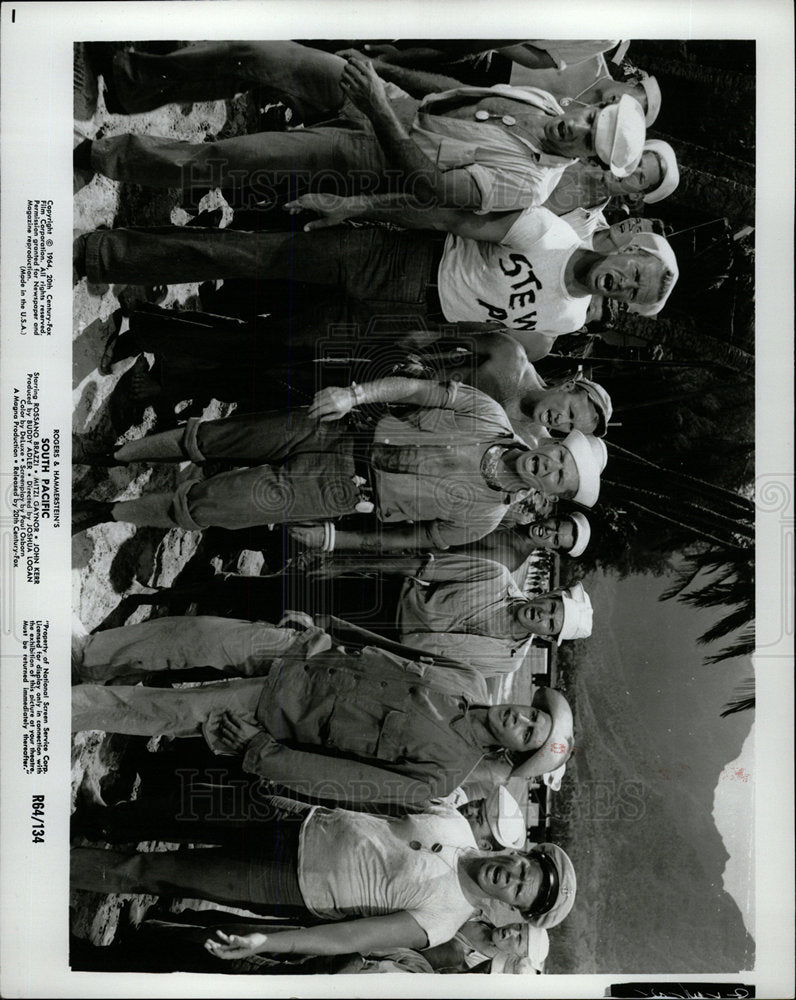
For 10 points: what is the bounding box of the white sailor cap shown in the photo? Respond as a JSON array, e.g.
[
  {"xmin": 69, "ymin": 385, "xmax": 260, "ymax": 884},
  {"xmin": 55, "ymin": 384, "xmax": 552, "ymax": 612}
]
[
  {"xmin": 566, "ymin": 511, "xmax": 592, "ymax": 558},
  {"xmin": 561, "ymin": 430, "xmax": 608, "ymax": 508},
  {"xmin": 490, "ymin": 952, "xmax": 538, "ymax": 974},
  {"xmin": 521, "ymin": 923, "xmax": 551, "ymax": 967},
  {"xmin": 557, "ymin": 581, "xmax": 593, "ymax": 643},
  {"xmin": 594, "ymin": 93, "xmax": 646, "ymax": 177},
  {"xmin": 510, "ymin": 688, "xmax": 574, "ymax": 780},
  {"xmin": 485, "ymin": 785, "xmax": 526, "ymax": 850},
  {"xmin": 639, "ymin": 73, "xmax": 662, "ymax": 126},
  {"xmin": 573, "ymin": 373, "xmax": 613, "ymax": 437},
  {"xmin": 642, "ymin": 139, "xmax": 680, "ymax": 204}
]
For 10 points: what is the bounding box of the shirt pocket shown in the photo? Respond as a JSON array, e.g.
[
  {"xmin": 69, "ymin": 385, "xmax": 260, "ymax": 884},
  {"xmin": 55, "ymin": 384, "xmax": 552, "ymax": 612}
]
[
  {"xmin": 375, "ymin": 709, "xmax": 410, "ymax": 761},
  {"xmin": 324, "ymin": 697, "xmax": 391, "ymax": 758}
]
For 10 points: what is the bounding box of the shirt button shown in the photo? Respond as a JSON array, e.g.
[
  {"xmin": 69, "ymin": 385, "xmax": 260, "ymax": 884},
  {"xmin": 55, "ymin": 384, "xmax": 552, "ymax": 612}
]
[
  {"xmin": 431, "ymin": 843, "xmax": 442, "ymax": 853},
  {"xmin": 328, "ymin": 668, "xmax": 335, "ymax": 675},
  {"xmin": 409, "ymin": 840, "xmax": 421, "ymax": 851},
  {"xmin": 380, "ymin": 681, "xmax": 388, "ymax": 688},
  {"xmin": 408, "ymin": 686, "xmax": 418, "ymax": 694}
]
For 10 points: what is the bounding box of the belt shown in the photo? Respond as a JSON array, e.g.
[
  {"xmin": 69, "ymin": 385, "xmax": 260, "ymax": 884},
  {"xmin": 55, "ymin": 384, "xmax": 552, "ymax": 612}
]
[{"xmin": 348, "ymin": 424, "xmax": 378, "ymax": 514}]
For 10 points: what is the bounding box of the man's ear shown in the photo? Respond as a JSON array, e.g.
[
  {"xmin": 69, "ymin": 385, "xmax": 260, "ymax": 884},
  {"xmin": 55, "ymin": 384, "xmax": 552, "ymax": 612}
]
[{"xmin": 479, "ymin": 836, "xmax": 494, "ymax": 851}]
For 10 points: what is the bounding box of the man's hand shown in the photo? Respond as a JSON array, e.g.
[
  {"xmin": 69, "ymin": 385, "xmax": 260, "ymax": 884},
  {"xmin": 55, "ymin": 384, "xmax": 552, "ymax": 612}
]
[
  {"xmin": 308, "ymin": 385, "xmax": 358, "ymax": 422},
  {"xmin": 215, "ymin": 710, "xmax": 252, "ymax": 754},
  {"xmin": 335, "ymin": 47, "xmax": 373, "ymax": 62},
  {"xmin": 277, "ymin": 609, "xmax": 315, "ymax": 631},
  {"xmin": 340, "ymin": 55, "xmax": 389, "ymax": 116},
  {"xmin": 283, "ymin": 193, "xmax": 364, "ymax": 231},
  {"xmin": 288, "ymin": 524, "xmax": 327, "ymax": 549},
  {"xmin": 205, "ymin": 930, "xmax": 269, "ymax": 960}
]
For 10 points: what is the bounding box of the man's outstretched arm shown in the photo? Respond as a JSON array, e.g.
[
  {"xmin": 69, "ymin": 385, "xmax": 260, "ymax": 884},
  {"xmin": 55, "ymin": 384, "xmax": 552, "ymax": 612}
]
[
  {"xmin": 285, "ymin": 191, "xmax": 521, "ymax": 241},
  {"xmin": 206, "ymin": 912, "xmax": 429, "ymax": 959}
]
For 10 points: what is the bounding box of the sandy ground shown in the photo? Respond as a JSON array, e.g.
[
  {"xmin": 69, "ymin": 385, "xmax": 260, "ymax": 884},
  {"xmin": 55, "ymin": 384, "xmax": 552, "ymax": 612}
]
[{"xmin": 71, "ymin": 65, "xmax": 275, "ymax": 946}]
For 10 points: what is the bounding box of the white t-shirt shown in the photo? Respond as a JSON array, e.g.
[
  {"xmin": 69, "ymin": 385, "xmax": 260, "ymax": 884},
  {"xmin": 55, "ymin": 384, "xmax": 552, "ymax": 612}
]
[
  {"xmin": 438, "ymin": 206, "xmax": 590, "ymax": 335},
  {"xmin": 298, "ymin": 803, "xmax": 479, "ymax": 948}
]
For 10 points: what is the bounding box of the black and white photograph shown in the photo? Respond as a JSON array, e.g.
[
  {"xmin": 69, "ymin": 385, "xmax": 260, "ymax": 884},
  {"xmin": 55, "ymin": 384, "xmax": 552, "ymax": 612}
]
[{"xmin": 1, "ymin": 3, "xmax": 793, "ymax": 997}]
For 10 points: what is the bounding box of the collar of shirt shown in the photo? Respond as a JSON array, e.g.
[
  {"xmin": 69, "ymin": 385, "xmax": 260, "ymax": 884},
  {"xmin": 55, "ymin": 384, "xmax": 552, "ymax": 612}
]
[
  {"xmin": 448, "ymin": 700, "xmax": 492, "ymax": 755},
  {"xmin": 418, "ymin": 84, "xmax": 576, "ymax": 167}
]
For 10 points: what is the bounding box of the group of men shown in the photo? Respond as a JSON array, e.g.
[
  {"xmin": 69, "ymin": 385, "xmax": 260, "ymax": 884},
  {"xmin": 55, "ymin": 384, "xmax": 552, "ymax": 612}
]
[{"xmin": 70, "ymin": 38, "xmax": 683, "ymax": 976}]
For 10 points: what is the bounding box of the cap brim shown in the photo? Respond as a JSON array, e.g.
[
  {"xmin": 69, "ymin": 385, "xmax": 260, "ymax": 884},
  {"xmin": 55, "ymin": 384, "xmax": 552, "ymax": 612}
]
[
  {"xmin": 566, "ymin": 512, "xmax": 591, "ymax": 558},
  {"xmin": 642, "ymin": 140, "xmax": 680, "ymax": 204},
  {"xmin": 640, "ymin": 75, "xmax": 662, "ymax": 127},
  {"xmin": 510, "ymin": 688, "xmax": 574, "ymax": 779},
  {"xmin": 563, "ymin": 430, "xmax": 602, "ymax": 507}
]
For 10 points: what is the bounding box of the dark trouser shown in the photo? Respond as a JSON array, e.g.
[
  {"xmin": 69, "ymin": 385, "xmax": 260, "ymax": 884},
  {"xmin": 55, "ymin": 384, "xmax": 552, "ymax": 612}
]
[
  {"xmin": 71, "ymin": 815, "xmax": 309, "ymax": 915},
  {"xmin": 71, "ymin": 911, "xmax": 310, "ymax": 974},
  {"xmin": 89, "ymin": 121, "xmax": 389, "ymax": 196},
  {"xmin": 76, "ymin": 780, "xmax": 310, "ymax": 847},
  {"xmin": 82, "ymin": 226, "xmax": 441, "ymax": 314},
  {"xmin": 171, "ymin": 408, "xmax": 363, "ymax": 532},
  {"xmin": 110, "ymin": 41, "xmax": 348, "ymax": 119}
]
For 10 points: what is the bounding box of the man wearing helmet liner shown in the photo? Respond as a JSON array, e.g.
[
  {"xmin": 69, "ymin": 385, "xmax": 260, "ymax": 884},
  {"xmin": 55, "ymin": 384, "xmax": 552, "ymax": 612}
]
[
  {"xmin": 73, "ymin": 381, "xmax": 607, "ymax": 546},
  {"xmin": 71, "ymin": 801, "xmax": 577, "ymax": 961}
]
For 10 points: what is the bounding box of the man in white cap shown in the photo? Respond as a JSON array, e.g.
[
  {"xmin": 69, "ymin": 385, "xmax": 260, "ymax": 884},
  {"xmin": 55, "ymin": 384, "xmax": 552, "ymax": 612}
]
[
  {"xmin": 454, "ymin": 509, "xmax": 591, "ymax": 573},
  {"xmin": 237, "ymin": 193, "xmax": 678, "ymax": 359},
  {"xmin": 339, "ymin": 39, "xmax": 660, "ymax": 127},
  {"xmin": 77, "ymin": 46, "xmax": 643, "ymax": 214},
  {"xmin": 74, "ymin": 381, "xmax": 606, "ymax": 544},
  {"xmin": 545, "ymin": 138, "xmax": 680, "ymax": 224},
  {"xmin": 395, "ymin": 551, "xmax": 594, "ymax": 676},
  {"xmin": 459, "ymin": 785, "xmax": 527, "ymax": 851}
]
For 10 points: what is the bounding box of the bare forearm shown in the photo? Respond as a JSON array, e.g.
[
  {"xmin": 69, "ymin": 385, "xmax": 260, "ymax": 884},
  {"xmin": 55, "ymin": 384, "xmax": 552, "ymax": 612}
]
[
  {"xmin": 357, "ymin": 375, "xmax": 452, "ymax": 407},
  {"xmin": 366, "ymin": 95, "xmax": 462, "ymax": 208},
  {"xmin": 335, "ymin": 526, "xmax": 437, "ymax": 553},
  {"xmin": 354, "ymin": 196, "xmax": 457, "ymax": 230},
  {"xmin": 373, "ymin": 60, "xmax": 463, "ymax": 96},
  {"xmin": 253, "ymin": 915, "xmax": 426, "ymax": 956}
]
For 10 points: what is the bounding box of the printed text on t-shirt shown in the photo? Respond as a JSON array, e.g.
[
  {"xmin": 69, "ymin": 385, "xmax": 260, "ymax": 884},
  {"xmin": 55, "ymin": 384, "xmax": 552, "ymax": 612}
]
[{"xmin": 477, "ymin": 252, "xmax": 543, "ymax": 330}]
